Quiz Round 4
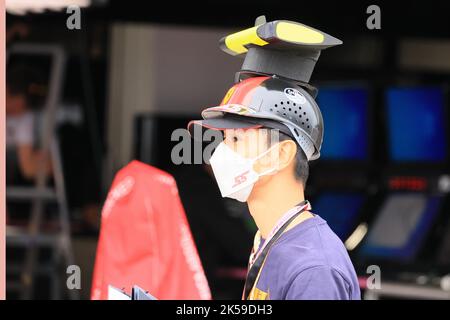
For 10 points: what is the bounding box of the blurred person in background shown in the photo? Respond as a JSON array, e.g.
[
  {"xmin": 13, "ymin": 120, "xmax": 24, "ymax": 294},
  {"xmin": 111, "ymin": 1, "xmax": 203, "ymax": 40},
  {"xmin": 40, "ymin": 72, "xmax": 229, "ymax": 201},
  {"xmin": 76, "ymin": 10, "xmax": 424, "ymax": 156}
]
[
  {"xmin": 5, "ymin": 21, "xmax": 103, "ymax": 232},
  {"xmin": 6, "ymin": 63, "xmax": 52, "ymax": 223},
  {"xmin": 6, "ymin": 64, "xmax": 52, "ymax": 180}
]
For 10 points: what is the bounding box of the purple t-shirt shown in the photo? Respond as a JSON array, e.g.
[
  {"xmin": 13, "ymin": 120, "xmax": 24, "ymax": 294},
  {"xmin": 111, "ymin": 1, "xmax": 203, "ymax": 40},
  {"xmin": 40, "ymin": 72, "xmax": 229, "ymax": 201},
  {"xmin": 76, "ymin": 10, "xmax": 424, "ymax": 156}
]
[{"xmin": 249, "ymin": 215, "xmax": 361, "ymax": 300}]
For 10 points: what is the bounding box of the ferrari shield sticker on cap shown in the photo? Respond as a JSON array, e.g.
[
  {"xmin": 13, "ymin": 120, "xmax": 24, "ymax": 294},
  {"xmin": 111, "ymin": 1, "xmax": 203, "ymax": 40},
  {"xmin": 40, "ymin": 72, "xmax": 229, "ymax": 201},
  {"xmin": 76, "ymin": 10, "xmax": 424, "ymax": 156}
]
[
  {"xmin": 284, "ymin": 88, "xmax": 307, "ymax": 105},
  {"xmin": 221, "ymin": 86, "xmax": 236, "ymax": 105}
]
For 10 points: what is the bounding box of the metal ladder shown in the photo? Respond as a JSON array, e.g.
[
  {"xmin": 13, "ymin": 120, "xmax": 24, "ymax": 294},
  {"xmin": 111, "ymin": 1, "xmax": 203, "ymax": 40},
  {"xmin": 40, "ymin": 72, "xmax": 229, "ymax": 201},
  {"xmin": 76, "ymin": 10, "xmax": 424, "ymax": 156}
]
[{"xmin": 6, "ymin": 44, "xmax": 79, "ymax": 300}]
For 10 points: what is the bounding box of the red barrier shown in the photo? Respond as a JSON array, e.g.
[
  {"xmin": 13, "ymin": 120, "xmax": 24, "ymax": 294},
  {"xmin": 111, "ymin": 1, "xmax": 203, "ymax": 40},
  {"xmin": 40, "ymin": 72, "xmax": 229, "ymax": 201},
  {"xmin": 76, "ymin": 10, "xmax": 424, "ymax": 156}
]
[{"xmin": 91, "ymin": 160, "xmax": 211, "ymax": 300}]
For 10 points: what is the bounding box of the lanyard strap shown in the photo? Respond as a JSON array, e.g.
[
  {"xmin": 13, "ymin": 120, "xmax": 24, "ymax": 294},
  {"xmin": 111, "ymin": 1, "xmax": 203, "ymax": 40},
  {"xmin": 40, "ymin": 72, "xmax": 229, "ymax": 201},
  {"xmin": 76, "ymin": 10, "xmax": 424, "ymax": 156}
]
[{"xmin": 243, "ymin": 200, "xmax": 311, "ymax": 300}]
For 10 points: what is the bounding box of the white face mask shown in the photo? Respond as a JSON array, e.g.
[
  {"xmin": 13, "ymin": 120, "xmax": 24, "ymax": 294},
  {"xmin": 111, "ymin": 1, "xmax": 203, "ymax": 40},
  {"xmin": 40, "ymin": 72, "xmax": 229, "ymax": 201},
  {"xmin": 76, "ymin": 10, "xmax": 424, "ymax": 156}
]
[{"xmin": 209, "ymin": 142, "xmax": 278, "ymax": 202}]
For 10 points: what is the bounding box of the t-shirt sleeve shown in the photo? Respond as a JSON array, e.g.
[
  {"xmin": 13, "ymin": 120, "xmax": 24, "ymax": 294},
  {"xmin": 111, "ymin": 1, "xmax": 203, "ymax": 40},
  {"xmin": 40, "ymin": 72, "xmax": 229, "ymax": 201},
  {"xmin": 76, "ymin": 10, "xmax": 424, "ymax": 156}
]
[
  {"xmin": 15, "ymin": 113, "xmax": 34, "ymax": 145},
  {"xmin": 285, "ymin": 265, "xmax": 351, "ymax": 300}
]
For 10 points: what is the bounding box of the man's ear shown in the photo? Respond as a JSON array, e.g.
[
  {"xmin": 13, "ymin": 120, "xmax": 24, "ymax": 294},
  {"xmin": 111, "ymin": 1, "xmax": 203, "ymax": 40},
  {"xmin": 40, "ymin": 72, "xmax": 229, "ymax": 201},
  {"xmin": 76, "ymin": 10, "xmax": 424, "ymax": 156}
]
[
  {"xmin": 277, "ymin": 140, "xmax": 297, "ymax": 171},
  {"xmin": 253, "ymin": 139, "xmax": 297, "ymax": 174}
]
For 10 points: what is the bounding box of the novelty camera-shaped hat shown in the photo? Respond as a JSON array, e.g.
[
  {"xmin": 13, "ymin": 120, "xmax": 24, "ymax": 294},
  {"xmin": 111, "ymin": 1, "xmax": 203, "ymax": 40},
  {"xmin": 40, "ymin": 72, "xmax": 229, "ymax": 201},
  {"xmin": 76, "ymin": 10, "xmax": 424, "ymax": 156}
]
[
  {"xmin": 220, "ymin": 15, "xmax": 342, "ymax": 92},
  {"xmin": 189, "ymin": 16, "xmax": 342, "ymax": 161}
]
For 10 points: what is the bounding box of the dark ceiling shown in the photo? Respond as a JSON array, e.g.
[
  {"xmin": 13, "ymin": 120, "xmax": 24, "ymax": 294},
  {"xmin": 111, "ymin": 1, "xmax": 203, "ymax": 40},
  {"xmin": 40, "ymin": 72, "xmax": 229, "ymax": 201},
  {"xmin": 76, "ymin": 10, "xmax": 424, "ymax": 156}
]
[{"xmin": 7, "ymin": 0, "xmax": 450, "ymax": 38}]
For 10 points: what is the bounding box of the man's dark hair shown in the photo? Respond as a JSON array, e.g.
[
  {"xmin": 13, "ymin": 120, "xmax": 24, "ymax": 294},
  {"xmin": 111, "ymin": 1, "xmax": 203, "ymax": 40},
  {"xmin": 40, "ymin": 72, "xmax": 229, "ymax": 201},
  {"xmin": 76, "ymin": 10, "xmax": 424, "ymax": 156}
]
[
  {"xmin": 7, "ymin": 63, "xmax": 47, "ymax": 108},
  {"xmin": 7, "ymin": 64, "xmax": 31, "ymax": 97},
  {"xmin": 267, "ymin": 129, "xmax": 309, "ymax": 186}
]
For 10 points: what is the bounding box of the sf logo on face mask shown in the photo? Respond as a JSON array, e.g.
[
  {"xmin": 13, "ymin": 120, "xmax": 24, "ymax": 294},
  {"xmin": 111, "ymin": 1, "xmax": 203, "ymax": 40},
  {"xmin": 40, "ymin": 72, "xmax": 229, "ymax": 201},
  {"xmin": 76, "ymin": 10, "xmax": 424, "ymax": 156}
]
[{"xmin": 232, "ymin": 171, "xmax": 250, "ymax": 188}]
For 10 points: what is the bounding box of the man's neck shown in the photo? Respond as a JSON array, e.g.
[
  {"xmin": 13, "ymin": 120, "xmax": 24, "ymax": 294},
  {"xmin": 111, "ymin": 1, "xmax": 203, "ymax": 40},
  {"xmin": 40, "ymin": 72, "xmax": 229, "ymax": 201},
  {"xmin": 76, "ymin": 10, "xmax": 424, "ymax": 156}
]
[{"xmin": 247, "ymin": 174, "xmax": 305, "ymax": 239}]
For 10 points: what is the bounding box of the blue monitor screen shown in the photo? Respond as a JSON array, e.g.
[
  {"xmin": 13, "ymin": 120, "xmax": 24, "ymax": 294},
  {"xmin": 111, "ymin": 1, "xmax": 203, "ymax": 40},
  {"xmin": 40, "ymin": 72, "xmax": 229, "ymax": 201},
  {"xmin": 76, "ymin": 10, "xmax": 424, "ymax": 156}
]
[
  {"xmin": 317, "ymin": 87, "xmax": 369, "ymax": 160},
  {"xmin": 313, "ymin": 192, "xmax": 365, "ymax": 240},
  {"xmin": 386, "ymin": 87, "xmax": 446, "ymax": 162},
  {"xmin": 360, "ymin": 194, "xmax": 441, "ymax": 262}
]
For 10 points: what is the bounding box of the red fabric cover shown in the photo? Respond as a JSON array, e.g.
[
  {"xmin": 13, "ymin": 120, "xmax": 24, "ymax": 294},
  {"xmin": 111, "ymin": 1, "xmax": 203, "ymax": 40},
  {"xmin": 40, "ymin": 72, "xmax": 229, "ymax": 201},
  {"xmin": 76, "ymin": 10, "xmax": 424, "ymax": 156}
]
[{"xmin": 91, "ymin": 160, "xmax": 211, "ymax": 300}]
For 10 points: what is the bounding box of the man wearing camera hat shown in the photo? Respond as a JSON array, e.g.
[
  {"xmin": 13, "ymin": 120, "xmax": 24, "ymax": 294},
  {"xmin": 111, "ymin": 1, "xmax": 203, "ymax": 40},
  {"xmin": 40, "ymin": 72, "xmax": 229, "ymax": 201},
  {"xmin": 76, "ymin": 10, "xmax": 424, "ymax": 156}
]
[{"xmin": 189, "ymin": 17, "xmax": 360, "ymax": 300}]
